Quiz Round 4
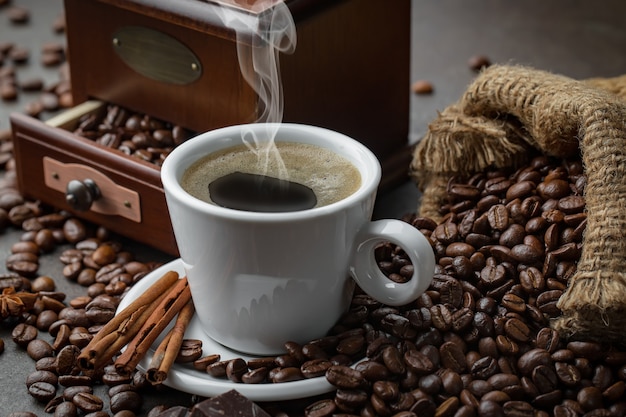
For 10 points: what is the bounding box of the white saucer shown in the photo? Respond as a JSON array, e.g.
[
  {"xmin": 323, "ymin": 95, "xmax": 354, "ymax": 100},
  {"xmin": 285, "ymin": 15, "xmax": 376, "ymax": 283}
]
[{"xmin": 116, "ymin": 258, "xmax": 336, "ymax": 401}]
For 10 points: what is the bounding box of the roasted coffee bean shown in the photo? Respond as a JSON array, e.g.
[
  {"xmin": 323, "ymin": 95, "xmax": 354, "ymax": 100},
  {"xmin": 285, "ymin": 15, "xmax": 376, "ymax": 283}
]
[
  {"xmin": 62, "ymin": 219, "xmax": 87, "ymax": 243},
  {"xmin": 28, "ymin": 381, "xmax": 57, "ymax": 402},
  {"xmin": 241, "ymin": 366, "xmax": 268, "ymax": 384},
  {"xmin": 53, "ymin": 401, "xmax": 78, "ymax": 417},
  {"xmin": 535, "ymin": 290, "xmax": 562, "ymax": 316},
  {"xmin": 56, "ymin": 344, "xmax": 81, "ymax": 375},
  {"xmin": 59, "ymin": 375, "xmax": 93, "ymax": 387},
  {"xmin": 468, "ymin": 54, "xmax": 491, "ymax": 71},
  {"xmin": 480, "ymin": 264, "xmax": 507, "ymax": 288},
  {"xmin": 354, "ymin": 359, "xmax": 391, "ymax": 382},
  {"xmin": 27, "ymin": 339, "xmax": 54, "ymax": 360},
  {"xmin": 485, "ymin": 177, "xmax": 513, "ymax": 196},
  {"xmin": 499, "ymin": 224, "xmax": 525, "ymax": 248},
  {"xmin": 430, "ymin": 304, "xmax": 453, "ymax": 331},
  {"xmin": 446, "ymin": 242, "xmax": 475, "ymax": 258},
  {"xmin": 535, "ymin": 327, "xmax": 560, "ymax": 353},
  {"xmin": 26, "ymin": 370, "xmax": 58, "ymax": 388},
  {"xmin": 411, "ymin": 79, "xmax": 434, "ymax": 95},
  {"xmin": 325, "ymin": 365, "xmax": 366, "ymax": 389},
  {"xmin": 336, "ymin": 334, "xmax": 366, "ymax": 355},
  {"xmin": 537, "ymin": 179, "xmax": 570, "ymax": 200},
  {"xmin": 305, "ymin": 399, "xmax": 336, "ymax": 417},
  {"xmin": 301, "ymin": 358, "xmax": 332, "ymax": 378},
  {"xmin": 451, "ymin": 307, "xmax": 474, "ymax": 332},
  {"xmin": 487, "ymin": 204, "xmax": 509, "ymax": 231},
  {"xmin": 300, "ymin": 342, "xmax": 330, "ymax": 360},
  {"xmin": 282, "ymin": 341, "xmax": 307, "ymax": 363},
  {"xmin": 503, "ymin": 317, "xmax": 530, "ymax": 343},
  {"xmin": 602, "ymin": 380, "xmax": 626, "ymax": 402},
  {"xmin": 370, "ymin": 381, "xmax": 399, "ymax": 403},
  {"xmin": 467, "ymin": 379, "xmax": 492, "ymax": 399},
  {"xmin": 506, "ymin": 180, "xmax": 535, "ymax": 201},
  {"xmin": 271, "ymin": 367, "xmax": 304, "ymax": 383},
  {"xmin": 63, "ymin": 385, "xmax": 93, "ymax": 401},
  {"xmin": 207, "ymin": 360, "xmax": 229, "ymax": 377},
  {"xmin": 439, "ymin": 341, "xmax": 467, "ymax": 373},
  {"xmin": 12, "ymin": 322, "xmax": 38, "ymax": 347},
  {"xmin": 382, "ymin": 345, "xmax": 406, "ymax": 375},
  {"xmin": 226, "ymin": 358, "xmax": 248, "ymax": 382},
  {"xmin": 73, "ymin": 392, "xmax": 104, "ymax": 413},
  {"xmin": 34, "ymin": 310, "xmax": 57, "ymax": 331},
  {"xmin": 501, "ymin": 400, "xmax": 534, "ymax": 416},
  {"xmin": 275, "ymin": 354, "xmax": 300, "ymax": 368},
  {"xmin": 433, "ymin": 222, "xmax": 459, "ymax": 244},
  {"xmin": 566, "ymin": 340, "xmax": 604, "ymax": 361},
  {"xmin": 175, "ymin": 339, "xmax": 203, "ymax": 363},
  {"xmin": 110, "ymin": 390, "xmax": 142, "ymax": 414},
  {"xmin": 0, "ymin": 273, "xmax": 28, "ymax": 291},
  {"xmin": 531, "ymin": 364, "xmax": 558, "ymax": 394},
  {"xmin": 468, "ymin": 354, "xmax": 496, "ymax": 379},
  {"xmin": 404, "ymin": 349, "xmax": 435, "ymax": 374},
  {"xmin": 245, "ymin": 356, "xmax": 274, "ymax": 370},
  {"xmin": 335, "ymin": 388, "xmax": 369, "ymax": 411},
  {"xmin": 500, "ymin": 293, "xmax": 526, "ymax": 314},
  {"xmin": 518, "ymin": 267, "xmax": 545, "ymax": 295},
  {"xmin": 517, "ymin": 348, "xmax": 552, "ymax": 377}
]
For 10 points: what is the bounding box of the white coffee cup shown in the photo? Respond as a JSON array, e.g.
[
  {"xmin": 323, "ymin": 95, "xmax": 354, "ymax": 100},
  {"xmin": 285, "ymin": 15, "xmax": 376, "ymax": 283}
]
[{"xmin": 161, "ymin": 123, "xmax": 435, "ymax": 355}]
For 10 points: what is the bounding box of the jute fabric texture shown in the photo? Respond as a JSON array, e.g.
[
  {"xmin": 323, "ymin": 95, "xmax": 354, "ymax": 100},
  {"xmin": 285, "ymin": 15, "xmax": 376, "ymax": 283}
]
[{"xmin": 410, "ymin": 65, "xmax": 626, "ymax": 344}]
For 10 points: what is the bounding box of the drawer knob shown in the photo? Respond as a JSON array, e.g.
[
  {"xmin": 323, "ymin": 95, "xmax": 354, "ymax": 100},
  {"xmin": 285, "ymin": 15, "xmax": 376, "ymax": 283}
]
[{"xmin": 66, "ymin": 179, "xmax": 101, "ymax": 211}]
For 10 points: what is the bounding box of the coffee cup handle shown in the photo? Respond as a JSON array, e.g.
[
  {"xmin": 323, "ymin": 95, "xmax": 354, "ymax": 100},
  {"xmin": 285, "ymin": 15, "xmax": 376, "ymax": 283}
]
[{"xmin": 350, "ymin": 219, "xmax": 436, "ymax": 306}]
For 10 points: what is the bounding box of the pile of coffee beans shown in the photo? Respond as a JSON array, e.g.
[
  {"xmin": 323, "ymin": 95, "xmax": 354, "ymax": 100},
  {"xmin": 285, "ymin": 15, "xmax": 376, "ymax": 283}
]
[
  {"xmin": 298, "ymin": 154, "xmax": 625, "ymax": 417},
  {"xmin": 1, "ymin": 187, "xmax": 164, "ymax": 416},
  {"xmin": 71, "ymin": 105, "xmax": 194, "ymax": 166},
  {"xmin": 138, "ymin": 153, "xmax": 625, "ymax": 417},
  {"xmin": 3, "ymin": 125, "xmax": 626, "ymax": 416}
]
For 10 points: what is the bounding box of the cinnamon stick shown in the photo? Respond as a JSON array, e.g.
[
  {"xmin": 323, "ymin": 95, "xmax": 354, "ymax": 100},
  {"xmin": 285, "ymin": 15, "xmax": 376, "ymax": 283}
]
[
  {"xmin": 114, "ymin": 277, "xmax": 191, "ymax": 376},
  {"xmin": 78, "ymin": 271, "xmax": 179, "ymax": 371},
  {"xmin": 146, "ymin": 299, "xmax": 195, "ymax": 385},
  {"xmin": 82, "ymin": 291, "xmax": 169, "ymax": 372}
]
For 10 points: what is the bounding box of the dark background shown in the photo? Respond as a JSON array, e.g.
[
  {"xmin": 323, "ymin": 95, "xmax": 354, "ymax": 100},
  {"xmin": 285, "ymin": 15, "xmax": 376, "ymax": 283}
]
[{"xmin": 1, "ymin": 0, "xmax": 625, "ymax": 415}]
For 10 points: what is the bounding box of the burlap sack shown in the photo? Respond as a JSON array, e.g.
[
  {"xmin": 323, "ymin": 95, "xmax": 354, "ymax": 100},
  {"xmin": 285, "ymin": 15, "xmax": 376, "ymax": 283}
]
[{"xmin": 410, "ymin": 65, "xmax": 626, "ymax": 345}]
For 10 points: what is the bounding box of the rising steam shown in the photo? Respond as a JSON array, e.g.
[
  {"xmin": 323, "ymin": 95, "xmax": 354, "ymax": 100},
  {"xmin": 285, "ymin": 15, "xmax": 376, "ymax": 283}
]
[{"xmin": 214, "ymin": 1, "xmax": 297, "ymax": 179}]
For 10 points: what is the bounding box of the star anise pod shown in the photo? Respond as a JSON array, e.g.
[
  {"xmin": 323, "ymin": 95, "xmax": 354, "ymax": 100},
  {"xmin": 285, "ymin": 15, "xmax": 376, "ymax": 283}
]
[{"xmin": 0, "ymin": 287, "xmax": 37, "ymax": 319}]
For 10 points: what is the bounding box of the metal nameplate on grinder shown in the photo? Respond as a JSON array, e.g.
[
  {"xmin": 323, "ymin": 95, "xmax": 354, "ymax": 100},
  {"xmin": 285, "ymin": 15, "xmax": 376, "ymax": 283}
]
[{"xmin": 112, "ymin": 25, "xmax": 202, "ymax": 85}]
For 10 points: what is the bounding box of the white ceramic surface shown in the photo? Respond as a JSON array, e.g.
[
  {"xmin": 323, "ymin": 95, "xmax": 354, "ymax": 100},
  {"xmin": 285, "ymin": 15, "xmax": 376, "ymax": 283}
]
[
  {"xmin": 160, "ymin": 123, "xmax": 435, "ymax": 355},
  {"xmin": 116, "ymin": 259, "xmax": 337, "ymax": 401}
]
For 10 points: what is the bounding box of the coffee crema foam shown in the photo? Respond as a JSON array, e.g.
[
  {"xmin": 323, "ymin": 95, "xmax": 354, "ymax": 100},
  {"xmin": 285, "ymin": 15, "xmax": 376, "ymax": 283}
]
[{"xmin": 181, "ymin": 142, "xmax": 362, "ymax": 210}]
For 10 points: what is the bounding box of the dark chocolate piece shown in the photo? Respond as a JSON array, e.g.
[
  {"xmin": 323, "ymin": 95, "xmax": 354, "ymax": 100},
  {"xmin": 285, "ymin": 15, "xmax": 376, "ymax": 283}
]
[
  {"xmin": 190, "ymin": 389, "xmax": 270, "ymax": 417},
  {"xmin": 155, "ymin": 405, "xmax": 190, "ymax": 417}
]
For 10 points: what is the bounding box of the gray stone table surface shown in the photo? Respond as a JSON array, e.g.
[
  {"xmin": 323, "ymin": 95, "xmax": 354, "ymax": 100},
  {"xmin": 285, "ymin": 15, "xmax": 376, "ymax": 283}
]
[{"xmin": 1, "ymin": 0, "xmax": 625, "ymax": 416}]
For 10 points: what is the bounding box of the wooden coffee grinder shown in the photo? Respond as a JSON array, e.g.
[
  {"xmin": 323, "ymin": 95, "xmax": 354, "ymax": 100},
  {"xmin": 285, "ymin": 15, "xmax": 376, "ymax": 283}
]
[{"xmin": 11, "ymin": 0, "xmax": 412, "ymax": 255}]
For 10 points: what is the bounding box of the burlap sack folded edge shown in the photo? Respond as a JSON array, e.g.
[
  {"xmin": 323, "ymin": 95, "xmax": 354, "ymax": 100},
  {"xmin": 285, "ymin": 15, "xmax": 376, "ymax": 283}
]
[{"xmin": 409, "ymin": 65, "xmax": 626, "ymax": 345}]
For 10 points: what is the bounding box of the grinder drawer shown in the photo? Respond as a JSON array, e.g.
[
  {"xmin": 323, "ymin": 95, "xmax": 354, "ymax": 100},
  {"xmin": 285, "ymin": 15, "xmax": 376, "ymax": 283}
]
[{"xmin": 10, "ymin": 103, "xmax": 178, "ymax": 255}]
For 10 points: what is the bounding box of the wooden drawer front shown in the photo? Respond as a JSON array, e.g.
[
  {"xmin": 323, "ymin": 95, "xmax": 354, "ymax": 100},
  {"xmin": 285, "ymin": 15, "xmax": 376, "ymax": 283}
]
[{"xmin": 10, "ymin": 112, "xmax": 178, "ymax": 256}]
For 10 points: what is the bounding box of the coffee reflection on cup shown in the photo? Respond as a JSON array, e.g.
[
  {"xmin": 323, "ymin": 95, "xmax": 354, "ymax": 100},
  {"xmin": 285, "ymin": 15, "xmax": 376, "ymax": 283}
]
[{"xmin": 161, "ymin": 123, "xmax": 435, "ymax": 355}]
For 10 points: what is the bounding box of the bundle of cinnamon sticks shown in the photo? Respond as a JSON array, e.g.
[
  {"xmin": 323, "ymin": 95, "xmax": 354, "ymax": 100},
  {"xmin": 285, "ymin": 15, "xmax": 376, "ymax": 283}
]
[{"xmin": 77, "ymin": 271, "xmax": 196, "ymax": 384}]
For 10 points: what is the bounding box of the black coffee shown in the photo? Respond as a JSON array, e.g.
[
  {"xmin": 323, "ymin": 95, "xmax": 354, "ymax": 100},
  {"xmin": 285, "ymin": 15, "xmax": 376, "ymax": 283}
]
[
  {"xmin": 180, "ymin": 142, "xmax": 361, "ymax": 210},
  {"xmin": 208, "ymin": 171, "xmax": 317, "ymax": 212}
]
